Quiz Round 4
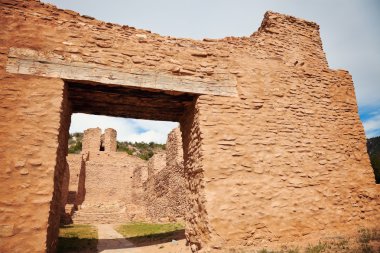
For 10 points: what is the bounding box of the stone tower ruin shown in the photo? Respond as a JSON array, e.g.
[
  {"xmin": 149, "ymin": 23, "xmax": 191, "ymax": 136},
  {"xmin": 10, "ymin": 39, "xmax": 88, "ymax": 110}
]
[
  {"xmin": 82, "ymin": 127, "xmax": 117, "ymax": 153},
  {"xmin": 64, "ymin": 127, "xmax": 187, "ymax": 224},
  {"xmin": 0, "ymin": 1, "xmax": 379, "ymax": 252}
]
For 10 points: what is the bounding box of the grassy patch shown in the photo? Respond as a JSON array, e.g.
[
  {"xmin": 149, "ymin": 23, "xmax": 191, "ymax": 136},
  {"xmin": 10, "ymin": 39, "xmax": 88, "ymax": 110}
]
[
  {"xmin": 229, "ymin": 230, "xmax": 380, "ymax": 253},
  {"xmin": 305, "ymin": 242, "xmax": 327, "ymax": 253},
  {"xmin": 57, "ymin": 224, "xmax": 98, "ymax": 253},
  {"xmin": 115, "ymin": 222, "xmax": 185, "ymax": 246}
]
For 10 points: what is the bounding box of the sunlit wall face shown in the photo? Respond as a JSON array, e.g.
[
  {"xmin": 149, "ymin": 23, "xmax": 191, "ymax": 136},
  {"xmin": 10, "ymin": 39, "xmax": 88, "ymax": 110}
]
[{"xmin": 41, "ymin": 0, "xmax": 380, "ymax": 138}]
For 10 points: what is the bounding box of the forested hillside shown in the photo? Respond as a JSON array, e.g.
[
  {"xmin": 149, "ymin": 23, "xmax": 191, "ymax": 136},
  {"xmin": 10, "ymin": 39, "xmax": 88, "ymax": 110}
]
[{"xmin": 367, "ymin": 136, "xmax": 380, "ymax": 183}]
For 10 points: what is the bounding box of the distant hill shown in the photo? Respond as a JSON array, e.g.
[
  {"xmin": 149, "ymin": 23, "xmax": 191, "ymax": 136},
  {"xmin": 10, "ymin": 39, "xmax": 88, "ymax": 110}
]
[
  {"xmin": 68, "ymin": 132, "xmax": 165, "ymax": 161},
  {"xmin": 367, "ymin": 136, "xmax": 380, "ymax": 183},
  {"xmin": 68, "ymin": 133, "xmax": 83, "ymax": 154},
  {"xmin": 116, "ymin": 141, "xmax": 165, "ymax": 161}
]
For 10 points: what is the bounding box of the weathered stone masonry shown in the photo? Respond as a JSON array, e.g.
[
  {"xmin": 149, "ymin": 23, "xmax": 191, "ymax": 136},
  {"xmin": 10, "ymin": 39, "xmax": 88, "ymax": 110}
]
[
  {"xmin": 66, "ymin": 128, "xmax": 148, "ymax": 224},
  {"xmin": 144, "ymin": 128, "xmax": 187, "ymax": 221},
  {"xmin": 65, "ymin": 127, "xmax": 186, "ymax": 224},
  {"xmin": 0, "ymin": 0, "xmax": 379, "ymax": 252}
]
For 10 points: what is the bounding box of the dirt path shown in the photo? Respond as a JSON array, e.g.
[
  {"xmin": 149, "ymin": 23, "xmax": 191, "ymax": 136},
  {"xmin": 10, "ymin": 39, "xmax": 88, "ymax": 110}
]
[{"xmin": 96, "ymin": 224, "xmax": 189, "ymax": 253}]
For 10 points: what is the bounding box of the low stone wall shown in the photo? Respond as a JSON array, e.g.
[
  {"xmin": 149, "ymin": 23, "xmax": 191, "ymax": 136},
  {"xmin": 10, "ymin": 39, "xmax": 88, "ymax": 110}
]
[{"xmin": 84, "ymin": 152, "xmax": 146, "ymax": 206}]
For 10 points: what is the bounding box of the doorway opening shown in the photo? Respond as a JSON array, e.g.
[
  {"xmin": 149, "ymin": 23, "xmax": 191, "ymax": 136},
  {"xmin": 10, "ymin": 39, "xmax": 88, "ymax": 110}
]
[{"xmin": 52, "ymin": 81, "xmax": 200, "ymax": 252}]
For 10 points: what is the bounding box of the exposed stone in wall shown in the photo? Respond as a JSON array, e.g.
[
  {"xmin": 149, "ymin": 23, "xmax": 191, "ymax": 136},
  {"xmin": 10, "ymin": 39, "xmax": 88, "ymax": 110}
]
[
  {"xmin": 147, "ymin": 151, "xmax": 166, "ymax": 177},
  {"xmin": 0, "ymin": 72, "xmax": 70, "ymax": 252},
  {"xmin": 65, "ymin": 128, "xmax": 187, "ymax": 224},
  {"xmin": 60, "ymin": 161, "xmax": 70, "ymax": 224},
  {"xmin": 83, "ymin": 152, "xmax": 146, "ymax": 205},
  {"xmin": 130, "ymin": 165, "xmax": 149, "ymax": 221},
  {"xmin": 82, "ymin": 127, "xmax": 117, "ymax": 153},
  {"xmin": 60, "ymin": 162, "xmax": 70, "ymax": 210},
  {"xmin": 103, "ymin": 128, "xmax": 117, "ymax": 152},
  {"xmin": 180, "ymin": 101, "xmax": 210, "ymax": 251},
  {"xmin": 144, "ymin": 128, "xmax": 187, "ymax": 222},
  {"xmin": 66, "ymin": 153, "xmax": 87, "ymax": 207},
  {"xmin": 82, "ymin": 128, "xmax": 101, "ymax": 152},
  {"xmin": 63, "ymin": 128, "xmax": 149, "ymax": 223},
  {"xmin": 166, "ymin": 128, "xmax": 184, "ymax": 171}
]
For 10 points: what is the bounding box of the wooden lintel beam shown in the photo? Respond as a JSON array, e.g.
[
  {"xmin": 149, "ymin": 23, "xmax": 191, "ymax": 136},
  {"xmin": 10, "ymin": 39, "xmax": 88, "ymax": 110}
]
[{"xmin": 6, "ymin": 47, "xmax": 238, "ymax": 97}]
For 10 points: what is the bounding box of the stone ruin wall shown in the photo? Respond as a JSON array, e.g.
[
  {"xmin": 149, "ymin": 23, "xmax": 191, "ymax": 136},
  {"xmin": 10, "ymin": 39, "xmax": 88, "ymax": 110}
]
[
  {"xmin": 64, "ymin": 127, "xmax": 186, "ymax": 224},
  {"xmin": 1, "ymin": 0, "xmax": 379, "ymax": 252},
  {"xmin": 0, "ymin": 73, "xmax": 71, "ymax": 252},
  {"xmin": 83, "ymin": 152, "xmax": 143, "ymax": 205},
  {"xmin": 103, "ymin": 128, "xmax": 117, "ymax": 152},
  {"xmin": 66, "ymin": 154, "xmax": 87, "ymax": 207},
  {"xmin": 147, "ymin": 151, "xmax": 166, "ymax": 177},
  {"xmin": 143, "ymin": 128, "xmax": 187, "ymax": 221},
  {"xmin": 189, "ymin": 29, "xmax": 380, "ymax": 251},
  {"xmin": 65, "ymin": 128, "xmax": 148, "ymax": 223},
  {"xmin": 82, "ymin": 128, "xmax": 101, "ymax": 153},
  {"xmin": 82, "ymin": 127, "xmax": 116, "ymax": 153}
]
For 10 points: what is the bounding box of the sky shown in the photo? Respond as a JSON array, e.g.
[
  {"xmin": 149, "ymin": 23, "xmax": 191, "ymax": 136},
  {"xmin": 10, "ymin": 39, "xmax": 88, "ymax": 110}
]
[{"xmin": 42, "ymin": 0, "xmax": 380, "ymax": 142}]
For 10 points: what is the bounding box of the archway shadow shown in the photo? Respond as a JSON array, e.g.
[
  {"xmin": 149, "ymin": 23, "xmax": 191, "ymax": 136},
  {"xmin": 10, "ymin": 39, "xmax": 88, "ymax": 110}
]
[
  {"xmin": 57, "ymin": 228, "xmax": 186, "ymax": 252},
  {"xmin": 124, "ymin": 229, "xmax": 186, "ymax": 248}
]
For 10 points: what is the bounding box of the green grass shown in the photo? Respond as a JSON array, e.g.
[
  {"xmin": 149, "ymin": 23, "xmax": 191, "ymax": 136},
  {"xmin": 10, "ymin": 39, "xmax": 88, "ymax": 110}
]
[
  {"xmin": 57, "ymin": 224, "xmax": 98, "ymax": 253},
  {"xmin": 229, "ymin": 230, "xmax": 380, "ymax": 253},
  {"xmin": 304, "ymin": 242, "xmax": 327, "ymax": 253},
  {"xmin": 115, "ymin": 222, "xmax": 185, "ymax": 246}
]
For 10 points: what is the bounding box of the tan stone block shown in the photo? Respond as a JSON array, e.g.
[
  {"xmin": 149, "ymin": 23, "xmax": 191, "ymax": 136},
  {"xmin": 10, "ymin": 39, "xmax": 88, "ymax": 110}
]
[{"xmin": 0, "ymin": 224, "xmax": 14, "ymax": 237}]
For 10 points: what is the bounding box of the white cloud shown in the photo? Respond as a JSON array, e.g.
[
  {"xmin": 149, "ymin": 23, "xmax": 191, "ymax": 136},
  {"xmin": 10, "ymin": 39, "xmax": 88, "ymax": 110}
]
[
  {"xmin": 69, "ymin": 113, "xmax": 178, "ymax": 144},
  {"xmin": 363, "ymin": 114, "xmax": 380, "ymax": 138},
  {"xmin": 126, "ymin": 130, "xmax": 169, "ymax": 144}
]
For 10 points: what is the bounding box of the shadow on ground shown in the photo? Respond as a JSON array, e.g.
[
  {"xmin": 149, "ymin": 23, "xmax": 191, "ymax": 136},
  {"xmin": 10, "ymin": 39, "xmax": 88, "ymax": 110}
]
[
  {"xmin": 57, "ymin": 237, "xmax": 98, "ymax": 253},
  {"xmin": 57, "ymin": 229, "xmax": 186, "ymax": 252},
  {"xmin": 126, "ymin": 229, "xmax": 185, "ymax": 247}
]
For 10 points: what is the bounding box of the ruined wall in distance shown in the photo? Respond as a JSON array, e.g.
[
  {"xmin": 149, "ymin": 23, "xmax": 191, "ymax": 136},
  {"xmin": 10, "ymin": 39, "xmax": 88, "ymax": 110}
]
[
  {"xmin": 144, "ymin": 127, "xmax": 187, "ymax": 222},
  {"xmin": 82, "ymin": 128, "xmax": 101, "ymax": 153},
  {"xmin": 147, "ymin": 151, "xmax": 166, "ymax": 177},
  {"xmin": 84, "ymin": 152, "xmax": 146, "ymax": 205},
  {"xmin": 130, "ymin": 165, "xmax": 149, "ymax": 221},
  {"xmin": 103, "ymin": 128, "xmax": 117, "ymax": 152},
  {"xmin": 66, "ymin": 154, "xmax": 87, "ymax": 207},
  {"xmin": 66, "ymin": 149, "xmax": 148, "ymax": 224}
]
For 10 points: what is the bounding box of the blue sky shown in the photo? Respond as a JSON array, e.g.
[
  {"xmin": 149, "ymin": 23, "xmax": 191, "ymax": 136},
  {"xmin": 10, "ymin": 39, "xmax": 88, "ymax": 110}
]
[{"xmin": 42, "ymin": 0, "xmax": 380, "ymax": 142}]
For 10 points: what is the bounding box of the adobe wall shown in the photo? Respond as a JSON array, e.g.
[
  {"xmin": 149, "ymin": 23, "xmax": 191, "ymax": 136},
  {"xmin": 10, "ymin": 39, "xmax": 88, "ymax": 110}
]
[
  {"xmin": 66, "ymin": 154, "xmax": 86, "ymax": 207},
  {"xmin": 103, "ymin": 128, "xmax": 117, "ymax": 152},
  {"xmin": 144, "ymin": 128, "xmax": 187, "ymax": 221},
  {"xmin": 184, "ymin": 14, "xmax": 380, "ymax": 251},
  {"xmin": 1, "ymin": 0, "xmax": 379, "ymax": 252},
  {"xmin": 84, "ymin": 152, "xmax": 146, "ymax": 205},
  {"xmin": 131, "ymin": 165, "xmax": 148, "ymax": 208},
  {"xmin": 0, "ymin": 66, "xmax": 70, "ymax": 251},
  {"xmin": 59, "ymin": 161, "xmax": 70, "ymax": 224},
  {"xmin": 65, "ymin": 128, "xmax": 150, "ymax": 223},
  {"xmin": 82, "ymin": 128, "xmax": 101, "ymax": 152},
  {"xmin": 66, "ymin": 127, "xmax": 187, "ymax": 223},
  {"xmin": 166, "ymin": 128, "xmax": 184, "ymax": 170},
  {"xmin": 147, "ymin": 151, "xmax": 166, "ymax": 177}
]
